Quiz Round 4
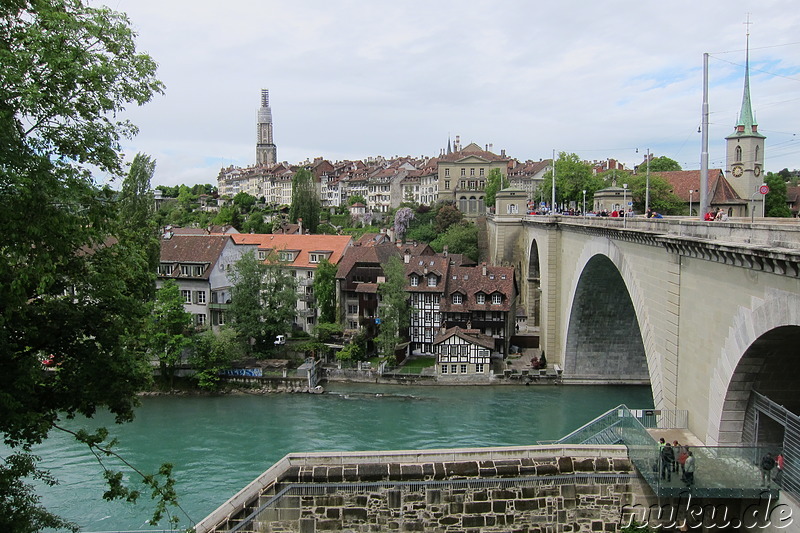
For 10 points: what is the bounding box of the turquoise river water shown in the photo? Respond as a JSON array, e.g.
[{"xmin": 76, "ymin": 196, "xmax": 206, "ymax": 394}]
[{"xmin": 32, "ymin": 383, "xmax": 653, "ymax": 531}]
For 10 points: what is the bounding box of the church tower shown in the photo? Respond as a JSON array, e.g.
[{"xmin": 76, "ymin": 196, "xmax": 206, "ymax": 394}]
[
  {"xmin": 725, "ymin": 26, "xmax": 765, "ymax": 205},
  {"xmin": 256, "ymin": 89, "xmax": 277, "ymax": 166}
]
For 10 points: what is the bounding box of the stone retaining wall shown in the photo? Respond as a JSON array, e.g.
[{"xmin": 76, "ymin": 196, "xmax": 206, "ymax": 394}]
[{"xmin": 196, "ymin": 447, "xmax": 653, "ymax": 533}]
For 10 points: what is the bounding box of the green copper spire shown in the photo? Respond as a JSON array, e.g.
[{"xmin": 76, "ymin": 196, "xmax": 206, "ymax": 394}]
[{"xmin": 727, "ymin": 27, "xmax": 765, "ymax": 140}]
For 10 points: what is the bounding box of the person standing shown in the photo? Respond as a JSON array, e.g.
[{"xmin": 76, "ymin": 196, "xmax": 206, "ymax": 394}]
[
  {"xmin": 761, "ymin": 452, "xmax": 776, "ymax": 488},
  {"xmin": 672, "ymin": 441, "xmax": 681, "ymax": 473},
  {"xmin": 661, "ymin": 442, "xmax": 674, "ymax": 482},
  {"xmin": 683, "ymin": 451, "xmax": 695, "ymax": 487},
  {"xmin": 775, "ymin": 452, "xmax": 784, "ymax": 486}
]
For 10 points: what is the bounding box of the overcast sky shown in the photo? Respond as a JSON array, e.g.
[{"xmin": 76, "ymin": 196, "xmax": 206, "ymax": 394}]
[{"xmin": 106, "ymin": 0, "xmax": 800, "ymax": 188}]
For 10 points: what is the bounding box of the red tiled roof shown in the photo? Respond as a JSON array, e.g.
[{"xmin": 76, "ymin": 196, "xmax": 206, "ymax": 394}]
[
  {"xmin": 230, "ymin": 234, "xmax": 352, "ymax": 269},
  {"xmin": 159, "ymin": 235, "xmax": 231, "ymax": 280}
]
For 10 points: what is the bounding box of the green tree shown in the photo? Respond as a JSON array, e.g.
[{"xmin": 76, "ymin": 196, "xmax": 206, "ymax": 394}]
[
  {"xmin": 484, "ymin": 168, "xmax": 509, "ymax": 207},
  {"xmin": 538, "ymin": 152, "xmax": 598, "ymax": 207},
  {"xmin": 435, "ymin": 203, "xmax": 464, "ymax": 233},
  {"xmin": 147, "ymin": 280, "xmax": 193, "ymax": 388},
  {"xmin": 348, "ymin": 194, "xmax": 366, "ymax": 206},
  {"xmin": 640, "ymin": 155, "xmax": 682, "ymax": 172},
  {"xmin": 621, "ymin": 172, "xmax": 684, "ymax": 215},
  {"xmin": 376, "ymin": 256, "xmax": 409, "ymax": 360},
  {"xmin": 229, "ymin": 251, "xmax": 297, "ymax": 354},
  {"xmin": 233, "ymin": 191, "xmax": 257, "ymax": 212},
  {"xmin": 0, "ymin": 0, "xmax": 185, "ymax": 528},
  {"xmin": 763, "ymin": 172, "xmax": 792, "ymax": 217},
  {"xmin": 289, "ymin": 168, "xmax": 320, "ymax": 233},
  {"xmin": 190, "ymin": 327, "xmax": 245, "ymax": 390},
  {"xmin": 313, "ymin": 259, "xmax": 338, "ymax": 324},
  {"xmin": 431, "ymin": 222, "xmax": 480, "ymax": 262}
]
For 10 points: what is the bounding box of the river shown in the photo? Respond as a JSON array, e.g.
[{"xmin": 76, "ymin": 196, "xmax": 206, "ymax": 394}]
[{"xmin": 33, "ymin": 383, "xmax": 653, "ymax": 531}]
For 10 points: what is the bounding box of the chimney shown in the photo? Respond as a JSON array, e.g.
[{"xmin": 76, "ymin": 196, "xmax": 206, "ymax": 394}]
[
  {"xmin": 298, "ymin": 217, "xmax": 303, "ymax": 235},
  {"xmin": 482, "ymin": 262, "xmax": 487, "ymax": 276},
  {"xmin": 443, "ymin": 245, "xmax": 448, "ymax": 257},
  {"xmin": 404, "ymin": 251, "xmax": 410, "ymax": 264}
]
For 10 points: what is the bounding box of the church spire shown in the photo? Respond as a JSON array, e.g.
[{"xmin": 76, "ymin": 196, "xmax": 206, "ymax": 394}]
[
  {"xmin": 256, "ymin": 89, "xmax": 277, "ymax": 166},
  {"xmin": 735, "ymin": 19, "xmax": 759, "ymax": 135}
]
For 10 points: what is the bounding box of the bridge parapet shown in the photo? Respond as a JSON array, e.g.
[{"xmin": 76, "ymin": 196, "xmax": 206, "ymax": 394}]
[{"xmin": 517, "ymin": 215, "xmax": 800, "ymax": 278}]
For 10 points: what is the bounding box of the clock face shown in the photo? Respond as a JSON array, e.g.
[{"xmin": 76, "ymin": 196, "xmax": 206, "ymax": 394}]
[
  {"xmin": 732, "ymin": 166, "xmax": 743, "ymax": 177},
  {"xmin": 754, "ymin": 166, "xmax": 761, "ymax": 177}
]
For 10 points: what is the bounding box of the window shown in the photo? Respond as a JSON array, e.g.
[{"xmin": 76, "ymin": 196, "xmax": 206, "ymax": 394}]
[
  {"xmin": 279, "ymin": 252, "xmax": 294, "ymax": 262},
  {"xmin": 451, "ymin": 364, "xmax": 458, "ymax": 374},
  {"xmin": 479, "ymin": 168, "xmax": 485, "ymax": 176},
  {"xmin": 470, "ymin": 168, "xmax": 475, "ymax": 176},
  {"xmin": 444, "ymin": 181, "xmax": 450, "ymax": 190},
  {"xmin": 182, "ymin": 290, "xmax": 191, "ymax": 304},
  {"xmin": 476, "ymin": 363, "xmax": 484, "ymax": 373},
  {"xmin": 735, "ymin": 145, "xmax": 742, "ymax": 162},
  {"xmin": 195, "ymin": 313, "xmax": 206, "ymax": 326},
  {"xmin": 460, "ymin": 168, "xmax": 466, "ymax": 176},
  {"xmin": 461, "ymin": 364, "xmax": 467, "ymax": 373},
  {"xmin": 181, "ymin": 265, "xmax": 190, "ymax": 276},
  {"xmin": 410, "ymin": 275, "xmax": 419, "ymax": 287},
  {"xmin": 477, "ymin": 294, "xmax": 485, "ymax": 305},
  {"xmin": 492, "ymin": 293, "xmax": 502, "ymax": 305},
  {"xmin": 427, "ymin": 276, "xmax": 437, "ymax": 287},
  {"xmin": 445, "ymin": 168, "xmax": 450, "ymax": 177},
  {"xmin": 441, "ymin": 365, "xmax": 448, "ymax": 374},
  {"xmin": 258, "ymin": 251, "xmax": 266, "ymax": 260},
  {"xmin": 347, "ymin": 304, "xmax": 358, "ymax": 314},
  {"xmin": 193, "ymin": 265, "xmax": 203, "ymax": 276},
  {"xmin": 452, "ymin": 294, "xmax": 462, "ymax": 304},
  {"xmin": 309, "ymin": 254, "xmax": 319, "ymax": 263},
  {"xmin": 307, "ymin": 270, "xmax": 314, "ymax": 279},
  {"xmin": 195, "ymin": 291, "xmax": 206, "ymax": 304},
  {"xmin": 158, "ymin": 264, "xmax": 172, "ymax": 275},
  {"xmin": 460, "ymin": 180, "xmax": 466, "ymax": 189}
]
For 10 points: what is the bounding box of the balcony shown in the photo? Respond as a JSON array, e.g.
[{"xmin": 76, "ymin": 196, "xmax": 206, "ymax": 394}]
[{"xmin": 298, "ymin": 308, "xmax": 316, "ymax": 317}]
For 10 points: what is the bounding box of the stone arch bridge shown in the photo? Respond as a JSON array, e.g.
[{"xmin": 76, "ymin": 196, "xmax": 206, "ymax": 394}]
[{"xmin": 488, "ymin": 213, "xmax": 800, "ymax": 446}]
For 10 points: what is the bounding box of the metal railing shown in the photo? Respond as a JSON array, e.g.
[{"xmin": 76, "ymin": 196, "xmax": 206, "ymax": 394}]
[{"xmin": 629, "ymin": 408, "xmax": 689, "ymax": 429}]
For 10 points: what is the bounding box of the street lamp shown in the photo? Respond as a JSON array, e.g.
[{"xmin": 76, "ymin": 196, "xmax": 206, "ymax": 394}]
[
  {"xmin": 689, "ymin": 189, "xmax": 693, "ymax": 217},
  {"xmin": 622, "ymin": 183, "xmax": 628, "ymax": 227},
  {"xmin": 582, "ymin": 189, "xmax": 586, "ymax": 217}
]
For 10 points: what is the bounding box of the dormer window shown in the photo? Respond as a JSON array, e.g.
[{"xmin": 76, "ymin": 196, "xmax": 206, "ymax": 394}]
[
  {"xmin": 427, "ymin": 275, "xmax": 437, "ymax": 287},
  {"xmin": 492, "ymin": 293, "xmax": 502, "ymax": 305},
  {"xmin": 452, "ymin": 293, "xmax": 463, "ymax": 305},
  {"xmin": 258, "ymin": 251, "xmax": 266, "ymax": 260},
  {"xmin": 309, "ymin": 254, "xmax": 319, "ymax": 263},
  {"xmin": 279, "ymin": 252, "xmax": 294, "ymax": 262},
  {"xmin": 476, "ymin": 293, "xmax": 486, "ymax": 305},
  {"xmin": 410, "ymin": 275, "xmax": 419, "ymax": 287}
]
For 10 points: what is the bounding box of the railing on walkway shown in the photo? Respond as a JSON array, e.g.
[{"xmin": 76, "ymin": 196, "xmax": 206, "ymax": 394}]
[
  {"xmin": 547, "ymin": 404, "xmax": 779, "ymax": 499},
  {"xmin": 629, "ymin": 408, "xmax": 688, "ymax": 429}
]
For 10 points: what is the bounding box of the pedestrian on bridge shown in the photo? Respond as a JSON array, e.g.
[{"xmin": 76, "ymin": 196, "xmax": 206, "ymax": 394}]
[
  {"xmin": 761, "ymin": 452, "xmax": 776, "ymax": 488},
  {"xmin": 683, "ymin": 451, "xmax": 695, "ymax": 487},
  {"xmin": 661, "ymin": 442, "xmax": 675, "ymax": 482}
]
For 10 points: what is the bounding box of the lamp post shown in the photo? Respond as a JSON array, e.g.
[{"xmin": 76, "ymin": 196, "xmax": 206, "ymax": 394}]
[
  {"xmin": 689, "ymin": 189, "xmax": 693, "ymax": 217},
  {"xmin": 622, "ymin": 183, "xmax": 628, "ymax": 228},
  {"xmin": 582, "ymin": 189, "xmax": 586, "ymax": 217}
]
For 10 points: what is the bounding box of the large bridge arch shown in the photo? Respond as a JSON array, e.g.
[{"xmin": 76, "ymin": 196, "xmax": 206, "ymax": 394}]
[
  {"xmin": 563, "ymin": 254, "xmax": 648, "ymax": 381},
  {"xmin": 706, "ymin": 290, "xmax": 800, "ymax": 445}
]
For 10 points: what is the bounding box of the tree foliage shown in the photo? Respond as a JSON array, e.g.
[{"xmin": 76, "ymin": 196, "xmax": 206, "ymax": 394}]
[
  {"xmin": 0, "ymin": 0, "xmax": 175, "ymax": 528},
  {"xmin": 289, "ymin": 168, "xmax": 320, "ymax": 233},
  {"xmin": 393, "ymin": 207, "xmax": 415, "ymax": 241},
  {"xmin": 146, "ymin": 280, "xmax": 193, "ymax": 387},
  {"xmin": 190, "ymin": 328, "xmax": 245, "ymax": 390},
  {"xmin": 229, "ymin": 251, "xmax": 297, "ymax": 354},
  {"xmin": 431, "ymin": 222, "xmax": 480, "ymax": 262},
  {"xmin": 640, "ymin": 156, "xmax": 682, "ymax": 173},
  {"xmin": 313, "ymin": 259, "xmax": 338, "ymax": 324},
  {"xmin": 376, "ymin": 256, "xmax": 409, "ymax": 359},
  {"xmin": 435, "ymin": 203, "xmax": 463, "ymax": 233},
  {"xmin": 623, "ymin": 172, "xmax": 684, "ymax": 215},
  {"xmin": 484, "ymin": 168, "xmax": 509, "ymax": 207},
  {"xmin": 764, "ymin": 172, "xmax": 792, "ymax": 217},
  {"xmin": 538, "ymin": 152, "xmax": 600, "ymax": 208}
]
